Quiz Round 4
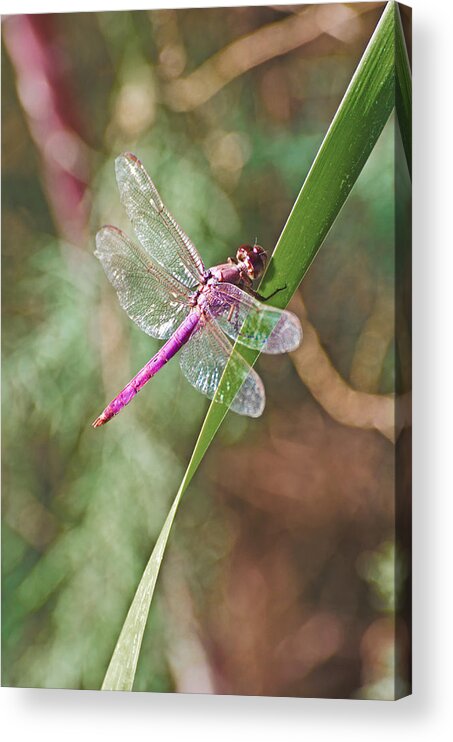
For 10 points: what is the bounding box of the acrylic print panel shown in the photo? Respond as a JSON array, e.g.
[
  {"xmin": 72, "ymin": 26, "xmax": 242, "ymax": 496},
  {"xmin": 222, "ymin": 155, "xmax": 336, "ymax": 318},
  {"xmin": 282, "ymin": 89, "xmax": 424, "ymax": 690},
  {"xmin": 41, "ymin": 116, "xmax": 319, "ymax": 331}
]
[{"xmin": 1, "ymin": 3, "xmax": 412, "ymax": 698}]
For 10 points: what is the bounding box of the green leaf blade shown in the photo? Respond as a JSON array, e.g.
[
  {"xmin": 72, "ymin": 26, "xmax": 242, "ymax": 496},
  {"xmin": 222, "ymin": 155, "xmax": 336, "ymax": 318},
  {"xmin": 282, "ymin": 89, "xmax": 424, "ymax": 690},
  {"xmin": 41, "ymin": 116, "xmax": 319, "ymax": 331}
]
[{"xmin": 395, "ymin": 3, "xmax": 412, "ymax": 174}]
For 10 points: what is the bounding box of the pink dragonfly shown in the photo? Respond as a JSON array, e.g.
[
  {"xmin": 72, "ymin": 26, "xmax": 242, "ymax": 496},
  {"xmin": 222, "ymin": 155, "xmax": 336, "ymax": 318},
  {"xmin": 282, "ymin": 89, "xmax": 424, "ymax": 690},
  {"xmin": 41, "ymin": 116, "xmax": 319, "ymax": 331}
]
[{"xmin": 92, "ymin": 153, "xmax": 302, "ymax": 427}]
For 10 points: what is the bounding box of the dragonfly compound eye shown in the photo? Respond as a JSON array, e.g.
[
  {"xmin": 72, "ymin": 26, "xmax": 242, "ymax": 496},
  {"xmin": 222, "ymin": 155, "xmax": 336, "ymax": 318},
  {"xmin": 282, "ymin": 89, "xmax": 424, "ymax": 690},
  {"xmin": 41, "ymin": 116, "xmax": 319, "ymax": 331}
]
[{"xmin": 237, "ymin": 244, "xmax": 267, "ymax": 280}]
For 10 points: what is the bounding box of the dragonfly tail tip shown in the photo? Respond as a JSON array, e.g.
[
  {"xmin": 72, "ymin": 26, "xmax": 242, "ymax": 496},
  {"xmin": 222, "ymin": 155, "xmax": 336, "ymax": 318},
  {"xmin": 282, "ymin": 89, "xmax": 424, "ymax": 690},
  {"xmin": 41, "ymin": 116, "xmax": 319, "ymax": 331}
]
[{"xmin": 92, "ymin": 413, "xmax": 107, "ymax": 428}]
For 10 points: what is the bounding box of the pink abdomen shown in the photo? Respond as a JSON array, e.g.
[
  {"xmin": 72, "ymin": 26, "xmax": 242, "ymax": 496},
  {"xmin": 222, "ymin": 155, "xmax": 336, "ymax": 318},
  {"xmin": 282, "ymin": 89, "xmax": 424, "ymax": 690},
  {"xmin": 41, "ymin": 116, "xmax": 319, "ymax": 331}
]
[{"xmin": 92, "ymin": 311, "xmax": 199, "ymax": 427}]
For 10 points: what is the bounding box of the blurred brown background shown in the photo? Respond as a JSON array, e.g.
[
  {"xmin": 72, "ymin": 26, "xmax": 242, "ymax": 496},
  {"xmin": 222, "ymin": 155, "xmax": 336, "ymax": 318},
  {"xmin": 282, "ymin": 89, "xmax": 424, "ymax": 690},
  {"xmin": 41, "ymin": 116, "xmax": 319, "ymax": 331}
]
[{"xmin": 2, "ymin": 3, "xmax": 411, "ymax": 697}]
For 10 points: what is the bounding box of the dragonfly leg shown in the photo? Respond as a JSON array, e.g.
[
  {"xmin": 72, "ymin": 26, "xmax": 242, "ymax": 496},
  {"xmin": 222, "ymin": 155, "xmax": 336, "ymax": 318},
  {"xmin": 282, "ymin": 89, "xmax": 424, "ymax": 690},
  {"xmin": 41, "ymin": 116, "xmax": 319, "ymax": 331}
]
[{"xmin": 249, "ymin": 283, "xmax": 287, "ymax": 302}]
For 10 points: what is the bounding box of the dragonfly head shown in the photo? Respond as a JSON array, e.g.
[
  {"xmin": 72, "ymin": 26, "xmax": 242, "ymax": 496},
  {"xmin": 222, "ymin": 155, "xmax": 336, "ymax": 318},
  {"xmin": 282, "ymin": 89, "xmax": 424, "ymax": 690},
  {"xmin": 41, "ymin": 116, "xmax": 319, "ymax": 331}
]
[{"xmin": 236, "ymin": 243, "xmax": 267, "ymax": 281}]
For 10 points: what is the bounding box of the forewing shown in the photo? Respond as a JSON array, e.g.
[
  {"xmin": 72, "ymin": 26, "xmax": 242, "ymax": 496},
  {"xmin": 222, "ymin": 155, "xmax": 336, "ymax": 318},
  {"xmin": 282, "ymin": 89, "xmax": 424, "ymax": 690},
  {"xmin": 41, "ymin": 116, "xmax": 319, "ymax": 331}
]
[
  {"xmin": 207, "ymin": 283, "xmax": 302, "ymax": 353},
  {"xmin": 115, "ymin": 153, "xmax": 205, "ymax": 288},
  {"xmin": 95, "ymin": 226, "xmax": 191, "ymax": 339},
  {"xmin": 179, "ymin": 319, "xmax": 265, "ymax": 417}
]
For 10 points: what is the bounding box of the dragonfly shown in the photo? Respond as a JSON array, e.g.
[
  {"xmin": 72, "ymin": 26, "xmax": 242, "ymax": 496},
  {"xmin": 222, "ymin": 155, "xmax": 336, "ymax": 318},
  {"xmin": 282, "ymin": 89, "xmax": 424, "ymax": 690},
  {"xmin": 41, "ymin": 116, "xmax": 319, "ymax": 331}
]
[{"xmin": 92, "ymin": 153, "xmax": 302, "ymax": 427}]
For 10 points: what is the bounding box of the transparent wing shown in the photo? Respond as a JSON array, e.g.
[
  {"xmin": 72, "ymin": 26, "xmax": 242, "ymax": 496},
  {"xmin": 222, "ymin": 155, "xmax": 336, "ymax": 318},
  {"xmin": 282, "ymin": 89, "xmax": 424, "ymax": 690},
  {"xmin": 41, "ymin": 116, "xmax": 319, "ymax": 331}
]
[
  {"xmin": 179, "ymin": 318, "xmax": 265, "ymax": 417},
  {"xmin": 95, "ymin": 226, "xmax": 191, "ymax": 340},
  {"xmin": 115, "ymin": 153, "xmax": 205, "ymax": 288},
  {"xmin": 206, "ymin": 283, "xmax": 302, "ymax": 353}
]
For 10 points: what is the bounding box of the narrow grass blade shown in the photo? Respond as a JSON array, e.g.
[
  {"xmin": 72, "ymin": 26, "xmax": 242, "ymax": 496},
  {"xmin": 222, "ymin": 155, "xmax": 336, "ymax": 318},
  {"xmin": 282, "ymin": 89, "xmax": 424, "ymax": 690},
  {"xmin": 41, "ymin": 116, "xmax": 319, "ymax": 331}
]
[
  {"xmin": 101, "ymin": 490, "xmax": 182, "ymax": 690},
  {"xmin": 102, "ymin": 1, "xmax": 399, "ymax": 691},
  {"xmin": 395, "ymin": 3, "xmax": 412, "ymax": 174}
]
